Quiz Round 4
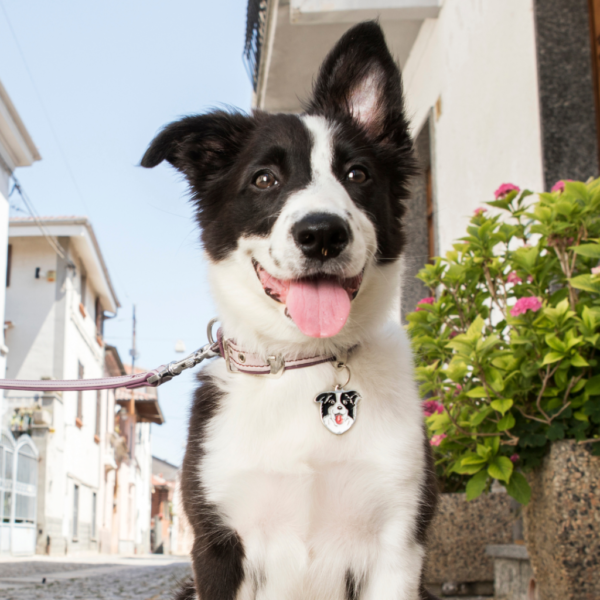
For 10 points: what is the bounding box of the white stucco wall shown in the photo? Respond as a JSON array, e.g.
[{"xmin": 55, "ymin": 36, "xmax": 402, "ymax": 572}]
[
  {"xmin": 4, "ymin": 235, "xmax": 106, "ymax": 553},
  {"xmin": 402, "ymin": 0, "xmax": 545, "ymax": 255}
]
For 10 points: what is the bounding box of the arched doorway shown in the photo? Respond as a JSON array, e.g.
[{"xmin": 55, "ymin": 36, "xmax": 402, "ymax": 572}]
[{"xmin": 0, "ymin": 429, "xmax": 38, "ymax": 555}]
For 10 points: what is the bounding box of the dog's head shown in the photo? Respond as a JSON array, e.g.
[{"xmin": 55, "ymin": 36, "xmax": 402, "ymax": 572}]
[{"xmin": 141, "ymin": 22, "xmax": 415, "ymax": 349}]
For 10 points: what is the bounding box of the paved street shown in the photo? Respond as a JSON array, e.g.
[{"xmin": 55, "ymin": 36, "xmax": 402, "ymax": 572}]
[{"xmin": 0, "ymin": 556, "xmax": 192, "ymax": 600}]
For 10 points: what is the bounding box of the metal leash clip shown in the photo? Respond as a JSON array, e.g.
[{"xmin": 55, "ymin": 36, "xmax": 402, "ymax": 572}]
[{"xmin": 147, "ymin": 319, "xmax": 221, "ymax": 386}]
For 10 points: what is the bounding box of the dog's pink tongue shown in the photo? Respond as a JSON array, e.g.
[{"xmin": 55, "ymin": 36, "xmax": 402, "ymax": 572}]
[{"xmin": 286, "ymin": 279, "xmax": 351, "ymax": 338}]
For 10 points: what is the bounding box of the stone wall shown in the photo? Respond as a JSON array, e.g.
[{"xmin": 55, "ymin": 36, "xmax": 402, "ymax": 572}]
[
  {"xmin": 524, "ymin": 440, "xmax": 600, "ymax": 600},
  {"xmin": 424, "ymin": 491, "xmax": 515, "ymax": 586}
]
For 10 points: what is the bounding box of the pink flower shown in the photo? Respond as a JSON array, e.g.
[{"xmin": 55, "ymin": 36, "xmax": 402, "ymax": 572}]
[
  {"xmin": 507, "ymin": 272, "xmax": 522, "ymax": 284},
  {"xmin": 551, "ymin": 179, "xmax": 572, "ymax": 193},
  {"xmin": 474, "ymin": 207, "xmax": 488, "ymax": 216},
  {"xmin": 592, "ymin": 266, "xmax": 600, "ymax": 276},
  {"xmin": 423, "ymin": 400, "xmax": 444, "ymax": 417},
  {"xmin": 415, "ymin": 296, "xmax": 435, "ymax": 311},
  {"xmin": 510, "ymin": 296, "xmax": 542, "ymax": 317},
  {"xmin": 430, "ymin": 434, "xmax": 447, "ymax": 447},
  {"xmin": 510, "ymin": 454, "xmax": 520, "ymax": 464},
  {"xmin": 494, "ymin": 183, "xmax": 520, "ymax": 200},
  {"xmin": 527, "ymin": 275, "xmax": 534, "ymax": 283},
  {"xmin": 454, "ymin": 384, "xmax": 463, "ymax": 396},
  {"xmin": 448, "ymin": 330, "xmax": 458, "ymax": 339}
]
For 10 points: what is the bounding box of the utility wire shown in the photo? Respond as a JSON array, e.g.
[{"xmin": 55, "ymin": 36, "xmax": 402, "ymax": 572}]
[
  {"xmin": 0, "ymin": 152, "xmax": 66, "ymax": 258},
  {"xmin": 0, "ymin": 0, "xmax": 93, "ymax": 219}
]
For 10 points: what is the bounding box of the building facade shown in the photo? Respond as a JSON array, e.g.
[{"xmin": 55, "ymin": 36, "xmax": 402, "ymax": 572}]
[
  {"xmin": 2, "ymin": 216, "xmax": 120, "ymax": 555},
  {"xmin": 0, "ymin": 79, "xmax": 40, "ymax": 556},
  {"xmin": 247, "ymin": 0, "xmax": 600, "ymax": 316}
]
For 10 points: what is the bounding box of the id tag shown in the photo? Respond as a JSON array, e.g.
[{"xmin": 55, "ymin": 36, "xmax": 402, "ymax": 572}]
[{"xmin": 315, "ymin": 389, "xmax": 361, "ymax": 435}]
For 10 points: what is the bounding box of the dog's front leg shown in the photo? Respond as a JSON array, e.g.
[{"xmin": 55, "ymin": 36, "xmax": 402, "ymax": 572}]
[
  {"xmin": 361, "ymin": 519, "xmax": 425, "ymax": 600},
  {"xmin": 238, "ymin": 530, "xmax": 308, "ymax": 600},
  {"xmin": 189, "ymin": 524, "xmax": 246, "ymax": 600}
]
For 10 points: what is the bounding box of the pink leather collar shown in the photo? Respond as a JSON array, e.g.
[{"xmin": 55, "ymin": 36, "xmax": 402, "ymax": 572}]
[{"xmin": 217, "ymin": 329, "xmax": 338, "ymax": 376}]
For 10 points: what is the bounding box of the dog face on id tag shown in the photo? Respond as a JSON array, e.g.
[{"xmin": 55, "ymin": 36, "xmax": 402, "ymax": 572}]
[{"xmin": 315, "ymin": 389, "xmax": 361, "ymax": 434}]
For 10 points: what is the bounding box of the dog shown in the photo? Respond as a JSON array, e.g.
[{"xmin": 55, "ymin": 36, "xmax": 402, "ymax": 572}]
[{"xmin": 141, "ymin": 21, "xmax": 438, "ymax": 600}]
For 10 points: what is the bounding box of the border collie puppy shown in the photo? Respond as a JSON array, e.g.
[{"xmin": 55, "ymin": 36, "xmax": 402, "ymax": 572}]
[{"xmin": 142, "ymin": 21, "xmax": 437, "ymax": 600}]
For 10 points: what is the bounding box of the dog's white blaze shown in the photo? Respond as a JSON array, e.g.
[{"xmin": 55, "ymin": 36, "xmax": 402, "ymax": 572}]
[
  {"xmin": 198, "ymin": 321, "xmax": 427, "ymax": 600},
  {"xmin": 267, "ymin": 115, "xmax": 377, "ymax": 278}
]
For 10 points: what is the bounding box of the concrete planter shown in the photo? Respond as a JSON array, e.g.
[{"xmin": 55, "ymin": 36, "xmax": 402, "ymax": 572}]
[
  {"xmin": 424, "ymin": 491, "xmax": 515, "ymax": 594},
  {"xmin": 524, "ymin": 440, "xmax": 600, "ymax": 600}
]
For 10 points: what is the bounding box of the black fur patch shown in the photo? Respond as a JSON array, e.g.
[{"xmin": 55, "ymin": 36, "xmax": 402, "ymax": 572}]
[
  {"xmin": 141, "ymin": 21, "xmax": 415, "ymax": 265},
  {"xmin": 172, "ymin": 579, "xmax": 196, "ymax": 600},
  {"xmin": 415, "ymin": 430, "xmax": 438, "ymax": 545},
  {"xmin": 345, "ymin": 570, "xmax": 362, "ymax": 600},
  {"xmin": 180, "ymin": 373, "xmax": 245, "ymax": 600}
]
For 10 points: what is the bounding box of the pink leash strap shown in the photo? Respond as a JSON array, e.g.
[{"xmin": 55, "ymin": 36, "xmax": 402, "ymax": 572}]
[{"xmin": 0, "ymin": 341, "xmax": 221, "ymax": 392}]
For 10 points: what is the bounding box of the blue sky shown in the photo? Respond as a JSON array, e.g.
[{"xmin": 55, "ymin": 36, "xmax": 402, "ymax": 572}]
[{"xmin": 0, "ymin": 0, "xmax": 252, "ymax": 465}]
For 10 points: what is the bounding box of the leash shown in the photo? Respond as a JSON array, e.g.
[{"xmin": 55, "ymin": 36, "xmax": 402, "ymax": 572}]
[
  {"xmin": 0, "ymin": 320, "xmax": 222, "ymax": 393},
  {"xmin": 0, "ymin": 319, "xmax": 340, "ymax": 392}
]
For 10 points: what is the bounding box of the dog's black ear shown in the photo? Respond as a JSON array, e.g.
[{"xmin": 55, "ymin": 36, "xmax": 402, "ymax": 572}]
[
  {"xmin": 315, "ymin": 393, "xmax": 333, "ymax": 405},
  {"xmin": 140, "ymin": 111, "xmax": 254, "ymax": 187},
  {"xmin": 307, "ymin": 21, "xmax": 406, "ymax": 140}
]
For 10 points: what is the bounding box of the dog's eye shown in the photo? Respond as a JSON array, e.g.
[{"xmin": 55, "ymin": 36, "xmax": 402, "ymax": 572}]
[
  {"xmin": 254, "ymin": 171, "xmax": 278, "ymax": 189},
  {"xmin": 346, "ymin": 167, "xmax": 368, "ymax": 184}
]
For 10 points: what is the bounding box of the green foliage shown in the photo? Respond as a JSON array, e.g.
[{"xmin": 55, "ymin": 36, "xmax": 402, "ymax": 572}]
[{"xmin": 409, "ymin": 179, "xmax": 600, "ymax": 504}]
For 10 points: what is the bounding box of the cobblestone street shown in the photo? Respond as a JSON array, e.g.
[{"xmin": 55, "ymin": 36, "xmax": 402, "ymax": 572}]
[{"xmin": 0, "ymin": 557, "xmax": 192, "ymax": 600}]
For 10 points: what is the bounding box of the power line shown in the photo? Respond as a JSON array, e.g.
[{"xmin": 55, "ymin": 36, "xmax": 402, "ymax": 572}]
[
  {"xmin": 0, "ymin": 152, "xmax": 66, "ymax": 259},
  {"xmin": 0, "ymin": 0, "xmax": 92, "ymax": 219}
]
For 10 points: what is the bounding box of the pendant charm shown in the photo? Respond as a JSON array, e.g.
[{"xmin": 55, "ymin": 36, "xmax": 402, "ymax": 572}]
[{"xmin": 315, "ymin": 388, "xmax": 361, "ymax": 435}]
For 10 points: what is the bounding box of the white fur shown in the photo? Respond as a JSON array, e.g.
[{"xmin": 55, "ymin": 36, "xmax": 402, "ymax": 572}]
[{"xmin": 197, "ymin": 114, "xmax": 426, "ymax": 599}]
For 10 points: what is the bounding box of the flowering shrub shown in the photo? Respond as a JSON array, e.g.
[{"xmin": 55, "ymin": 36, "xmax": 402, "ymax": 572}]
[{"xmin": 407, "ymin": 179, "xmax": 600, "ymax": 504}]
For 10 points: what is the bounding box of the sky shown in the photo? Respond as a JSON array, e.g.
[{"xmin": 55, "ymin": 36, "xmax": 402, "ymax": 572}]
[{"xmin": 0, "ymin": 0, "xmax": 253, "ymax": 466}]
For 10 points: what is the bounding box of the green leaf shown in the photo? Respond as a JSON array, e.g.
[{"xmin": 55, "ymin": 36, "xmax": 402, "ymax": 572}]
[
  {"xmin": 497, "ymin": 413, "xmax": 516, "ymax": 431},
  {"xmin": 570, "ymin": 353, "xmax": 589, "ymax": 367},
  {"xmin": 488, "ymin": 456, "xmax": 514, "ymax": 482},
  {"xmin": 466, "ymin": 470, "xmax": 489, "ymax": 501},
  {"xmin": 506, "ymin": 472, "xmax": 531, "ymax": 505},
  {"xmin": 470, "ymin": 407, "xmax": 493, "ymax": 426},
  {"xmin": 569, "ymin": 274, "xmax": 600, "ymax": 295},
  {"xmin": 546, "ymin": 422, "xmax": 565, "ymax": 440},
  {"xmin": 586, "ymin": 375, "xmax": 600, "ymax": 396},
  {"xmin": 466, "ymin": 386, "xmax": 488, "ymax": 398},
  {"xmin": 446, "ymin": 361, "xmax": 468, "ymax": 382},
  {"xmin": 542, "ymin": 351, "xmax": 564, "ymax": 365},
  {"xmin": 545, "ymin": 333, "xmax": 566, "ymax": 353},
  {"xmin": 491, "ymin": 399, "xmax": 514, "ymax": 415},
  {"xmin": 484, "ymin": 435, "xmax": 500, "ymax": 455},
  {"xmin": 454, "ymin": 462, "xmax": 485, "ymax": 475},
  {"xmin": 466, "ymin": 316, "xmax": 485, "ymax": 340},
  {"xmin": 461, "ymin": 455, "xmax": 488, "ymax": 466},
  {"xmin": 570, "ymin": 243, "xmax": 600, "ymax": 258}
]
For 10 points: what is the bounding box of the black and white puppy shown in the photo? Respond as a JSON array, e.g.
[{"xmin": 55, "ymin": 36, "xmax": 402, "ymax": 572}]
[{"xmin": 142, "ymin": 21, "xmax": 437, "ymax": 600}]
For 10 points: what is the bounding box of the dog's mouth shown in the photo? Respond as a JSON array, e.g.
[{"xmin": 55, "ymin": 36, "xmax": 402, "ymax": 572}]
[{"xmin": 252, "ymin": 259, "xmax": 363, "ymax": 338}]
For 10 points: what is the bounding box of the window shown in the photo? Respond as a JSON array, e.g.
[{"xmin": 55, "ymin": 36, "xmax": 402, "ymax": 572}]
[
  {"xmin": 80, "ymin": 274, "xmax": 87, "ymax": 306},
  {"xmin": 73, "ymin": 484, "xmax": 79, "ymax": 540},
  {"xmin": 91, "ymin": 492, "xmax": 97, "ymax": 539},
  {"xmin": 6, "ymin": 244, "xmax": 12, "ymax": 287},
  {"xmin": 77, "ymin": 362, "xmax": 84, "ymax": 425},
  {"xmin": 94, "ymin": 297, "xmax": 104, "ymax": 336},
  {"xmin": 95, "ymin": 390, "xmax": 101, "ymax": 439}
]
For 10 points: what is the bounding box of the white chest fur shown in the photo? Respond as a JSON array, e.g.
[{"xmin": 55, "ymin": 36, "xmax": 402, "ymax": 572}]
[{"xmin": 198, "ymin": 323, "xmax": 427, "ymax": 600}]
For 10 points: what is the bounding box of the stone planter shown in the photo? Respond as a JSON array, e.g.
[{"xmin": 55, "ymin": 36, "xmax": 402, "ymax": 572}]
[
  {"xmin": 424, "ymin": 491, "xmax": 515, "ymax": 595},
  {"xmin": 524, "ymin": 440, "xmax": 600, "ymax": 600}
]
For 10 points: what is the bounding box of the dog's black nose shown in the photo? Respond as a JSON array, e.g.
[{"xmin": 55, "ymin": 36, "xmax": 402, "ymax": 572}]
[{"xmin": 292, "ymin": 213, "xmax": 350, "ymax": 261}]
